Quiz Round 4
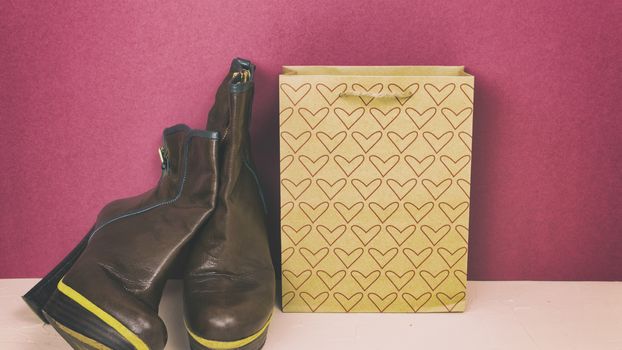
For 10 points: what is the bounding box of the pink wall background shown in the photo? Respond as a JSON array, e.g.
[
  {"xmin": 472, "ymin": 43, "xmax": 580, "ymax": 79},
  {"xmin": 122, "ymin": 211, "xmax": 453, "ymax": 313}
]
[{"xmin": 1, "ymin": 1, "xmax": 620, "ymax": 280}]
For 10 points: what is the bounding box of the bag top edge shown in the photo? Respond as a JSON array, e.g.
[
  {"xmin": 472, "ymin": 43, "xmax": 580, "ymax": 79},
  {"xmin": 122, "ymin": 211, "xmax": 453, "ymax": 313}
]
[{"xmin": 281, "ymin": 66, "xmax": 473, "ymax": 77}]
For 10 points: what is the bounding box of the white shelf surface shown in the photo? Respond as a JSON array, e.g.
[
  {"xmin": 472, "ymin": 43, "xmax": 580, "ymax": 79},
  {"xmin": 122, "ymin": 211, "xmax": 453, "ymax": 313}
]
[{"xmin": 1, "ymin": 279, "xmax": 621, "ymax": 349}]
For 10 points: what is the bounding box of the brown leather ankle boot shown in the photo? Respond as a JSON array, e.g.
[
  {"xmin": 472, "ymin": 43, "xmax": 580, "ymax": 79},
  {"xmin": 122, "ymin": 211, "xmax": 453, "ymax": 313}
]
[
  {"xmin": 183, "ymin": 58, "xmax": 275, "ymax": 350},
  {"xmin": 23, "ymin": 125, "xmax": 220, "ymax": 350}
]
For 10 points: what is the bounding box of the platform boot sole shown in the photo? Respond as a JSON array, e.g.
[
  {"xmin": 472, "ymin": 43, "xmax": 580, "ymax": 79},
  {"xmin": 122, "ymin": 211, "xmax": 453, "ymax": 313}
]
[
  {"xmin": 187, "ymin": 320, "xmax": 269, "ymax": 350},
  {"xmin": 43, "ymin": 289, "xmax": 138, "ymax": 350},
  {"xmin": 22, "ymin": 230, "xmax": 92, "ymax": 323}
]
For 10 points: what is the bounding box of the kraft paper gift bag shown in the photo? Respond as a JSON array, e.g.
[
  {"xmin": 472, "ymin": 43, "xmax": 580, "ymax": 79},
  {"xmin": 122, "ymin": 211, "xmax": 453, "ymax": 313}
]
[{"xmin": 279, "ymin": 66, "xmax": 474, "ymax": 312}]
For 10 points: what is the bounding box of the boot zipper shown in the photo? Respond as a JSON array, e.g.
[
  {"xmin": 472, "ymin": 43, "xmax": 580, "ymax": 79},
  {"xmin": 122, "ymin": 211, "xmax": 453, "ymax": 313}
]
[
  {"xmin": 243, "ymin": 159, "xmax": 268, "ymax": 215},
  {"xmin": 88, "ymin": 138, "xmax": 192, "ymax": 243}
]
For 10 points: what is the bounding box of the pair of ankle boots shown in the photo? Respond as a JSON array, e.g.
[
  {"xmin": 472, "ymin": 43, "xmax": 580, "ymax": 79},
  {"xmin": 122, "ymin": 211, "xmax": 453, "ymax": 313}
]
[{"xmin": 23, "ymin": 58, "xmax": 275, "ymax": 350}]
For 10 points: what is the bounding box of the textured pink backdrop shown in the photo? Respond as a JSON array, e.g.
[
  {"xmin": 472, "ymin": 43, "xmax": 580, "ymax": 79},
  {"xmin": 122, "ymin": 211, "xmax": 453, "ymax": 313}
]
[{"xmin": 1, "ymin": 1, "xmax": 621, "ymax": 280}]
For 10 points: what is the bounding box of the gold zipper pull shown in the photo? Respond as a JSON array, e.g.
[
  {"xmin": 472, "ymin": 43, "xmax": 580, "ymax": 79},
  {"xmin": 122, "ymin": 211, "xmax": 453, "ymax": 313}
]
[
  {"xmin": 241, "ymin": 69, "xmax": 250, "ymax": 82},
  {"xmin": 232, "ymin": 69, "xmax": 250, "ymax": 83},
  {"xmin": 158, "ymin": 146, "xmax": 169, "ymax": 170}
]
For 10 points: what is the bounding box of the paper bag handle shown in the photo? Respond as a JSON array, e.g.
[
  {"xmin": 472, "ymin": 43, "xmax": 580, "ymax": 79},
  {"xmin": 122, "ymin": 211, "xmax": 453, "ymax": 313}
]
[{"xmin": 339, "ymin": 90, "xmax": 413, "ymax": 98}]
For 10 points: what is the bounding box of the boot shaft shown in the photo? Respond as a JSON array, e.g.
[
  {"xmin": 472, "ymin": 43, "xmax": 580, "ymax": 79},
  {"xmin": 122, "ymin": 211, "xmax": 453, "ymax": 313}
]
[
  {"xmin": 185, "ymin": 58, "xmax": 272, "ymax": 272},
  {"xmin": 159, "ymin": 124, "xmax": 220, "ymax": 206},
  {"xmin": 95, "ymin": 125, "xmax": 220, "ymax": 224},
  {"xmin": 66, "ymin": 125, "xmax": 221, "ymax": 308},
  {"xmin": 207, "ymin": 59, "xmax": 256, "ymax": 190}
]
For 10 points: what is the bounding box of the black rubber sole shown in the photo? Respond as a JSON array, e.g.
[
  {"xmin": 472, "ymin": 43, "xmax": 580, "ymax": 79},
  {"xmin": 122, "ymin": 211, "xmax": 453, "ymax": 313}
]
[
  {"xmin": 22, "ymin": 231, "xmax": 91, "ymax": 323},
  {"xmin": 45, "ymin": 312, "xmax": 112, "ymax": 350},
  {"xmin": 188, "ymin": 328, "xmax": 268, "ymax": 350},
  {"xmin": 43, "ymin": 289, "xmax": 134, "ymax": 350}
]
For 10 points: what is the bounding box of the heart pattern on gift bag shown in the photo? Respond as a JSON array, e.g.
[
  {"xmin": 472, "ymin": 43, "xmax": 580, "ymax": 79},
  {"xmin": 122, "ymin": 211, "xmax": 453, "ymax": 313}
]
[{"xmin": 280, "ymin": 76, "xmax": 473, "ymax": 313}]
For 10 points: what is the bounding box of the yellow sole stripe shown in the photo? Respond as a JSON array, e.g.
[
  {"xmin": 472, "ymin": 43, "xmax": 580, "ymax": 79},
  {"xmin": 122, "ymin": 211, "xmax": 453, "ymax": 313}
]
[
  {"xmin": 186, "ymin": 314, "xmax": 271, "ymax": 349},
  {"xmin": 57, "ymin": 278, "xmax": 149, "ymax": 350},
  {"xmin": 51, "ymin": 317, "xmax": 113, "ymax": 350}
]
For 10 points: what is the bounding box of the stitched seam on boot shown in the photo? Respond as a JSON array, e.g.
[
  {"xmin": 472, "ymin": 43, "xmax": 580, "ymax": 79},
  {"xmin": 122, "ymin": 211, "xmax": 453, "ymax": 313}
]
[{"xmin": 87, "ymin": 134, "xmax": 207, "ymax": 243}]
